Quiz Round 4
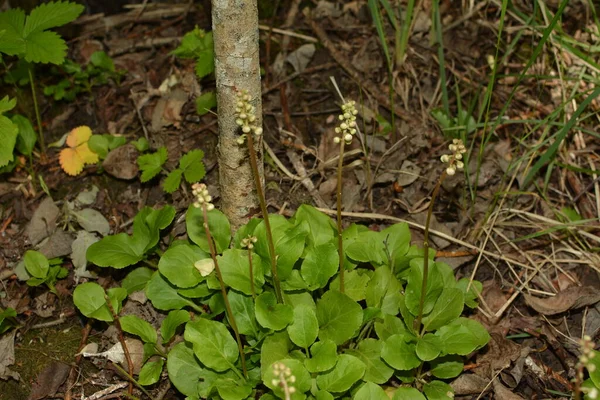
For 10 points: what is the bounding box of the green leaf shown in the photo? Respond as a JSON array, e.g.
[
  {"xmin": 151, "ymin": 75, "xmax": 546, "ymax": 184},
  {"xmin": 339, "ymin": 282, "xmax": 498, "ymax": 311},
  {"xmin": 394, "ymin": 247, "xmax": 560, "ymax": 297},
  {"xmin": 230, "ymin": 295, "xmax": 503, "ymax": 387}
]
[
  {"xmin": 381, "ymin": 334, "xmax": 420, "ymax": 371},
  {"xmin": 429, "ymin": 355, "xmax": 464, "ymax": 379},
  {"xmin": 415, "ymin": 333, "xmax": 441, "ymax": 361},
  {"xmin": 138, "ymin": 147, "xmax": 167, "ymax": 182},
  {"xmin": 89, "ymin": 51, "xmax": 115, "ymax": 71},
  {"xmin": 365, "ymin": 265, "xmax": 401, "ymax": 314},
  {"xmin": 346, "ymin": 339, "xmax": 393, "ymax": 384},
  {"xmin": 196, "ymin": 92, "xmax": 217, "ymax": 116},
  {"xmin": 287, "ymin": 304, "xmax": 318, "ymax": 349},
  {"xmin": 73, "ymin": 282, "xmax": 112, "ymax": 322},
  {"xmin": 392, "ymin": 387, "xmax": 426, "ymax": 400},
  {"xmin": 184, "ymin": 318, "xmax": 238, "ymax": 372},
  {"xmin": 305, "ymin": 339, "xmax": 337, "ymax": 373},
  {"xmin": 138, "ymin": 358, "xmax": 164, "ymax": 386},
  {"xmin": 12, "ymin": 115, "xmax": 36, "ymax": 156},
  {"xmin": 275, "ymin": 220, "xmax": 309, "ymax": 280},
  {"xmin": 0, "ymin": 307, "xmax": 17, "ymax": 335},
  {"xmin": 293, "ymin": 204, "xmax": 336, "ymax": 248},
  {"xmin": 131, "ymin": 137, "xmax": 149, "ymax": 152},
  {"xmin": 24, "ymin": 30, "xmax": 67, "ymax": 64},
  {"xmin": 194, "ymin": 48, "xmax": 215, "ymax": 78},
  {"xmin": 146, "ymin": 272, "xmax": 194, "ymax": 311},
  {"xmin": 422, "ymin": 288, "xmax": 464, "ymax": 331},
  {"xmin": 329, "ymin": 268, "xmax": 370, "ymax": 302},
  {"xmin": 23, "ymin": 250, "xmax": 49, "ymax": 279},
  {"xmin": 161, "ymin": 310, "xmax": 190, "ymax": 344},
  {"xmin": 255, "ymin": 292, "xmax": 294, "ymax": 331},
  {"xmin": 162, "ymin": 169, "xmax": 182, "ymax": 193},
  {"xmin": 354, "ymin": 382, "xmax": 389, "ymax": 400},
  {"xmin": 120, "ymin": 315, "xmax": 157, "ymax": 344},
  {"xmin": 374, "ymin": 314, "xmax": 407, "ymax": 341},
  {"xmin": 316, "ymin": 354, "xmax": 366, "ymax": 393},
  {"xmin": 0, "ymin": 9, "xmax": 26, "ymax": 56},
  {"xmin": 186, "ymin": 205, "xmax": 231, "ymax": 254},
  {"xmin": 215, "ymin": 378, "xmax": 253, "ymax": 400},
  {"xmin": 0, "ymin": 114, "xmax": 18, "ymax": 167},
  {"xmin": 107, "ymin": 287, "xmax": 127, "ymax": 316},
  {"xmin": 0, "ymin": 96, "xmax": 17, "ymax": 114},
  {"xmin": 423, "ymin": 380, "xmax": 454, "ymax": 400},
  {"xmin": 122, "ymin": 267, "xmax": 153, "ymax": 294},
  {"xmin": 380, "ymin": 222, "xmax": 411, "ymax": 269},
  {"xmin": 405, "ymin": 259, "xmax": 444, "ymax": 316},
  {"xmin": 228, "ymin": 291, "xmax": 262, "ymax": 338},
  {"xmin": 140, "ymin": 205, "xmax": 175, "ymax": 251},
  {"xmin": 456, "ymin": 278, "xmax": 482, "ymax": 308},
  {"xmin": 179, "ymin": 149, "xmax": 206, "ymax": 183},
  {"xmin": 158, "ymin": 244, "xmax": 207, "ymax": 288},
  {"xmin": 86, "ymin": 233, "xmax": 146, "ymax": 269},
  {"xmin": 315, "ymin": 391, "xmax": 334, "ymax": 400},
  {"xmin": 167, "ymin": 342, "xmax": 203, "ymax": 398},
  {"xmin": 436, "ymin": 317, "xmax": 490, "ymax": 355},
  {"xmin": 172, "ymin": 27, "xmax": 211, "ymax": 58},
  {"xmin": 261, "ymin": 331, "xmax": 292, "ymax": 377},
  {"xmin": 219, "ymin": 249, "xmax": 264, "ymax": 295},
  {"xmin": 317, "ymin": 290, "xmax": 363, "ymax": 345},
  {"xmin": 23, "ymin": 1, "xmax": 84, "ymax": 36},
  {"xmin": 263, "ymin": 359, "xmax": 311, "ymax": 399},
  {"xmin": 346, "ymin": 230, "xmax": 386, "ymax": 264},
  {"xmin": 301, "ymin": 242, "xmax": 338, "ymax": 289},
  {"xmin": 588, "ymin": 350, "xmax": 600, "ymax": 388}
]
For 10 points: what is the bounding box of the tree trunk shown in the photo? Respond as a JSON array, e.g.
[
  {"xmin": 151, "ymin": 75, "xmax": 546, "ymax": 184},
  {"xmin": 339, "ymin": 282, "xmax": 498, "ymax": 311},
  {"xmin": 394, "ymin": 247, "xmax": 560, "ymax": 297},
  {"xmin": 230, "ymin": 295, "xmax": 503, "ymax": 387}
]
[{"xmin": 212, "ymin": 0, "xmax": 263, "ymax": 231}]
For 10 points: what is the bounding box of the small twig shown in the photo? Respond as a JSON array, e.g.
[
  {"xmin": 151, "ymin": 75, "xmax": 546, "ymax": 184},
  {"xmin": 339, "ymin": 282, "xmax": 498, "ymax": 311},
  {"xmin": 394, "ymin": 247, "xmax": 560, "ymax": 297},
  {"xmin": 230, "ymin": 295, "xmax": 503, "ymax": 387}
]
[
  {"xmin": 105, "ymin": 295, "xmax": 134, "ymax": 395},
  {"xmin": 83, "ymin": 382, "xmax": 128, "ymax": 400},
  {"xmin": 258, "ymin": 24, "xmax": 318, "ymax": 43}
]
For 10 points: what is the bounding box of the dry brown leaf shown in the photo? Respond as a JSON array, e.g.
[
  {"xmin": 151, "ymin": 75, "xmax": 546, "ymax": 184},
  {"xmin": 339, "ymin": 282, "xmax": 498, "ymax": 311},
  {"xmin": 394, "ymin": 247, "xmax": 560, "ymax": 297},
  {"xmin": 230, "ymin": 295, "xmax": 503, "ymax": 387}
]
[
  {"xmin": 102, "ymin": 144, "xmax": 139, "ymax": 180},
  {"xmin": 25, "ymin": 197, "xmax": 59, "ymax": 246},
  {"xmin": 524, "ymin": 286, "xmax": 600, "ymax": 316},
  {"xmin": 493, "ymin": 379, "xmax": 525, "ymax": 400},
  {"xmin": 451, "ymin": 373, "xmax": 490, "ymax": 395},
  {"xmin": 28, "ymin": 361, "xmax": 70, "ymax": 400}
]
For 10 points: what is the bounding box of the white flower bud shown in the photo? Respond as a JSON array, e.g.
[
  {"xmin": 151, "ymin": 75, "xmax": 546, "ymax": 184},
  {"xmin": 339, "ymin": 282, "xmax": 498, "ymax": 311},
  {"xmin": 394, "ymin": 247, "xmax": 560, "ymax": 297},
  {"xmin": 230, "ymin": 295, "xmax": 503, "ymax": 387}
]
[
  {"xmin": 456, "ymin": 161, "xmax": 464, "ymax": 169},
  {"xmin": 344, "ymin": 133, "xmax": 353, "ymax": 142},
  {"xmin": 242, "ymin": 126, "xmax": 251, "ymax": 133},
  {"xmin": 446, "ymin": 167, "xmax": 456, "ymax": 176},
  {"xmin": 440, "ymin": 154, "xmax": 450, "ymax": 163},
  {"xmin": 206, "ymin": 203, "xmax": 215, "ymax": 211},
  {"xmin": 255, "ymin": 127, "xmax": 263, "ymax": 136},
  {"xmin": 334, "ymin": 137, "xmax": 341, "ymax": 144}
]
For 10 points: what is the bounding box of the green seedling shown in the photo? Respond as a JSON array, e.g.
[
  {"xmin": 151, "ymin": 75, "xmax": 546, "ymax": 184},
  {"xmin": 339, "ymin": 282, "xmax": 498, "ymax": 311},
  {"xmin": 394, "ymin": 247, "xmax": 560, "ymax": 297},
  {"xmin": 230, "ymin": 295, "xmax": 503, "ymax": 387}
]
[
  {"xmin": 0, "ymin": 308, "xmax": 18, "ymax": 334},
  {"xmin": 0, "ymin": 96, "xmax": 37, "ymax": 172},
  {"xmin": 137, "ymin": 147, "xmax": 206, "ymax": 194},
  {"xmin": 43, "ymin": 51, "xmax": 123, "ymax": 101},
  {"xmin": 0, "ymin": 1, "xmax": 85, "ymax": 155},
  {"xmin": 171, "ymin": 26, "xmax": 217, "ymax": 116},
  {"xmin": 22, "ymin": 250, "xmax": 68, "ymax": 294}
]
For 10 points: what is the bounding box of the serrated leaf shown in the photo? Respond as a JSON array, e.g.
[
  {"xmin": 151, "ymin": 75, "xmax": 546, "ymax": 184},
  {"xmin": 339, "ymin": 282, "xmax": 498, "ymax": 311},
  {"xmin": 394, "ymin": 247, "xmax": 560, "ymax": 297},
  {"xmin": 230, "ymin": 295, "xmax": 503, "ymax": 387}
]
[
  {"xmin": 0, "ymin": 115, "xmax": 18, "ymax": 167},
  {"xmin": 196, "ymin": 92, "xmax": 216, "ymax": 116},
  {"xmin": 120, "ymin": 315, "xmax": 157, "ymax": 344},
  {"xmin": 138, "ymin": 147, "xmax": 167, "ymax": 182},
  {"xmin": 0, "ymin": 9, "xmax": 26, "ymax": 56},
  {"xmin": 163, "ymin": 168, "xmax": 183, "ymax": 193},
  {"xmin": 184, "ymin": 318, "xmax": 238, "ymax": 372},
  {"xmin": 23, "ymin": 1, "xmax": 84, "ymax": 36},
  {"xmin": 59, "ymin": 126, "xmax": 99, "ymax": 176},
  {"xmin": 24, "ymin": 30, "xmax": 67, "ymax": 64},
  {"xmin": 179, "ymin": 149, "xmax": 205, "ymax": 183}
]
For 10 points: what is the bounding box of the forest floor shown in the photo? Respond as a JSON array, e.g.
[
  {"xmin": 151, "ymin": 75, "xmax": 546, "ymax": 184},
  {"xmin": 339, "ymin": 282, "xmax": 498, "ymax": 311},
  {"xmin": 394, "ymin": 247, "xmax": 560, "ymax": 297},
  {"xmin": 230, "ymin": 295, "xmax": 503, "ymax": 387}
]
[{"xmin": 1, "ymin": 0, "xmax": 599, "ymax": 399}]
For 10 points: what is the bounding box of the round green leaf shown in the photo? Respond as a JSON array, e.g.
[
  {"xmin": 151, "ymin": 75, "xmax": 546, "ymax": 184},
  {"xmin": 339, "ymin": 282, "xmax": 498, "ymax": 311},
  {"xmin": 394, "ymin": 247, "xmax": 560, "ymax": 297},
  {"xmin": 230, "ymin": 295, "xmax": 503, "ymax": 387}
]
[
  {"xmin": 354, "ymin": 382, "xmax": 389, "ymax": 400},
  {"xmin": 146, "ymin": 272, "xmax": 192, "ymax": 311},
  {"xmin": 346, "ymin": 339, "xmax": 393, "ymax": 384},
  {"xmin": 138, "ymin": 358, "xmax": 164, "ymax": 386},
  {"xmin": 305, "ymin": 340, "xmax": 338, "ymax": 373},
  {"xmin": 317, "ymin": 290, "xmax": 363, "ymax": 345},
  {"xmin": 158, "ymin": 244, "xmax": 207, "ymax": 288},
  {"xmin": 161, "ymin": 310, "xmax": 191, "ymax": 344},
  {"xmin": 381, "ymin": 334, "xmax": 420, "ymax": 371},
  {"xmin": 218, "ymin": 249, "xmax": 264, "ymax": 295},
  {"xmin": 122, "ymin": 267, "xmax": 153, "ymax": 294},
  {"xmin": 228, "ymin": 291, "xmax": 263, "ymax": 338},
  {"xmin": 423, "ymin": 380, "xmax": 454, "ymax": 400},
  {"xmin": 429, "ymin": 355, "xmax": 464, "ymax": 379},
  {"xmin": 330, "ymin": 269, "xmax": 371, "ymax": 302},
  {"xmin": 436, "ymin": 317, "xmax": 490, "ymax": 355},
  {"xmin": 316, "ymin": 354, "xmax": 366, "ymax": 393},
  {"xmin": 167, "ymin": 342, "xmax": 203, "ymax": 397},
  {"xmin": 255, "ymin": 292, "xmax": 294, "ymax": 331},
  {"xmin": 184, "ymin": 318, "xmax": 238, "ymax": 372},
  {"xmin": 261, "ymin": 331, "xmax": 293, "ymax": 378},
  {"xmin": 287, "ymin": 304, "xmax": 319, "ymax": 349},
  {"xmin": 73, "ymin": 282, "xmax": 112, "ymax": 322},
  {"xmin": 422, "ymin": 288, "xmax": 464, "ymax": 331},
  {"xmin": 186, "ymin": 205, "xmax": 231, "ymax": 254},
  {"xmin": 415, "ymin": 333, "xmax": 441, "ymax": 361},
  {"xmin": 120, "ymin": 314, "xmax": 157, "ymax": 344},
  {"xmin": 23, "ymin": 250, "xmax": 48, "ymax": 279},
  {"xmin": 301, "ymin": 242, "xmax": 338, "ymax": 289},
  {"xmin": 392, "ymin": 387, "xmax": 426, "ymax": 400}
]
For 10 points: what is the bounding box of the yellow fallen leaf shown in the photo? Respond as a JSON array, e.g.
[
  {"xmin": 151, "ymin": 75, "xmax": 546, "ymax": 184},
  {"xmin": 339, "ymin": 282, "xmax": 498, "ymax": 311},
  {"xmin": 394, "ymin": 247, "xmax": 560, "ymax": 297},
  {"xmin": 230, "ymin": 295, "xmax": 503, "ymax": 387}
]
[{"xmin": 59, "ymin": 126, "xmax": 99, "ymax": 176}]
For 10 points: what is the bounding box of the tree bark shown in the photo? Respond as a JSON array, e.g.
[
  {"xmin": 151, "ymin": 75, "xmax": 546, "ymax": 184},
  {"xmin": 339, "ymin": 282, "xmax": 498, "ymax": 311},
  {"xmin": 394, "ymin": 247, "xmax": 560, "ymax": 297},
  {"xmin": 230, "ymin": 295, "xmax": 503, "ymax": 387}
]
[{"xmin": 212, "ymin": 0, "xmax": 263, "ymax": 231}]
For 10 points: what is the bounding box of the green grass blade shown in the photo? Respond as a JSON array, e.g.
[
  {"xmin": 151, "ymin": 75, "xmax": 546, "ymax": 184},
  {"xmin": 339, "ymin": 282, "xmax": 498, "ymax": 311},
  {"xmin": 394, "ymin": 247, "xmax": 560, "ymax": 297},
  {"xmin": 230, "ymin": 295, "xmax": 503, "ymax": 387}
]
[
  {"xmin": 368, "ymin": 0, "xmax": 392, "ymax": 69},
  {"xmin": 522, "ymin": 86, "xmax": 600, "ymax": 188}
]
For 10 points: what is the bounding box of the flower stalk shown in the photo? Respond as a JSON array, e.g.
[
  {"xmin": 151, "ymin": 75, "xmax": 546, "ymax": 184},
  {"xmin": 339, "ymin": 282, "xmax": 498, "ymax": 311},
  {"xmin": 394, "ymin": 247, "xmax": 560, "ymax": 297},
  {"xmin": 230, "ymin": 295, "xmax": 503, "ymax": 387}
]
[
  {"xmin": 235, "ymin": 90, "xmax": 284, "ymax": 303},
  {"xmin": 415, "ymin": 139, "xmax": 466, "ymax": 334},
  {"xmin": 192, "ymin": 183, "xmax": 248, "ymax": 378},
  {"xmin": 334, "ymin": 101, "xmax": 359, "ymax": 294},
  {"xmin": 241, "ymin": 235, "xmax": 258, "ymax": 299}
]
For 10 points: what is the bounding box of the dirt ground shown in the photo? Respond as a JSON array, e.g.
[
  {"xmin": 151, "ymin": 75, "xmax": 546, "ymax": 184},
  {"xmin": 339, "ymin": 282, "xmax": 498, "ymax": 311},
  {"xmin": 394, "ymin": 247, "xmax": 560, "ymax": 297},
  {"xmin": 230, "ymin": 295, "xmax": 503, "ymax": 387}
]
[{"xmin": 1, "ymin": 0, "xmax": 599, "ymax": 399}]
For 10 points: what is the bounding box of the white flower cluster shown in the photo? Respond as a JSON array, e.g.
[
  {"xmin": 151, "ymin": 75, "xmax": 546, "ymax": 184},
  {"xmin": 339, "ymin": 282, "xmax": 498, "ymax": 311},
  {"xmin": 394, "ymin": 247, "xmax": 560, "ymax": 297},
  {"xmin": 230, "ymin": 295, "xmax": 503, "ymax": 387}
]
[
  {"xmin": 191, "ymin": 183, "xmax": 214, "ymax": 211},
  {"xmin": 235, "ymin": 90, "xmax": 263, "ymax": 145},
  {"xmin": 579, "ymin": 335, "xmax": 599, "ymax": 399},
  {"xmin": 241, "ymin": 235, "xmax": 258, "ymax": 250},
  {"xmin": 333, "ymin": 100, "xmax": 358, "ymax": 144},
  {"xmin": 440, "ymin": 138, "xmax": 466, "ymax": 176},
  {"xmin": 271, "ymin": 362, "xmax": 296, "ymax": 397}
]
